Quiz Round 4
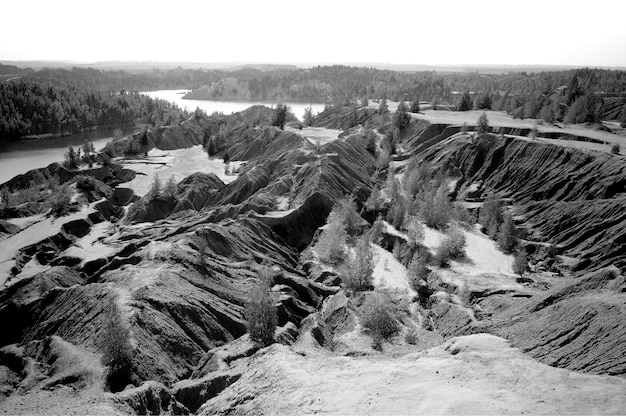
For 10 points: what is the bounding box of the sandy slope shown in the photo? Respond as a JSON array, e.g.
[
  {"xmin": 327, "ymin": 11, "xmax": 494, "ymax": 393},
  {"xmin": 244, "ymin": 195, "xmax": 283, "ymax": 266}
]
[{"xmin": 201, "ymin": 333, "xmax": 626, "ymax": 415}]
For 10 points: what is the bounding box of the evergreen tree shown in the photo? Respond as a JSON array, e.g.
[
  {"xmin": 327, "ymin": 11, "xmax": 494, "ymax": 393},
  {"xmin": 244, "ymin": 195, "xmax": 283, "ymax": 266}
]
[
  {"xmin": 223, "ymin": 150, "xmax": 231, "ymax": 164},
  {"xmin": 458, "ymin": 91, "xmax": 472, "ymax": 111},
  {"xmin": 476, "ymin": 112, "xmax": 490, "ymax": 134},
  {"xmin": 498, "ymin": 212, "xmax": 517, "ymax": 253},
  {"xmin": 512, "ymin": 249, "xmax": 528, "ymax": 277},
  {"xmin": 378, "ymin": 98, "xmax": 389, "ymax": 116},
  {"xmin": 140, "ymin": 128, "xmax": 149, "ymax": 156}
]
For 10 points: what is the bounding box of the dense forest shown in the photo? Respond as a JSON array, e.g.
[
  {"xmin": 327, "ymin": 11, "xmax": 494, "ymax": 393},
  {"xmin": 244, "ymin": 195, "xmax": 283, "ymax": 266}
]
[
  {"xmin": 1, "ymin": 63, "xmax": 626, "ymax": 141},
  {"xmin": 0, "ymin": 79, "xmax": 188, "ymax": 141}
]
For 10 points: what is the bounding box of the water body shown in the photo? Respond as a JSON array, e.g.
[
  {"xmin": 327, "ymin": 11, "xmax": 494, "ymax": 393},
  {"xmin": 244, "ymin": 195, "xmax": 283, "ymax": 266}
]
[
  {"xmin": 0, "ymin": 127, "xmax": 136, "ymax": 185},
  {"xmin": 142, "ymin": 90, "xmax": 325, "ymax": 121},
  {"xmin": 0, "ymin": 91, "xmax": 324, "ymax": 185}
]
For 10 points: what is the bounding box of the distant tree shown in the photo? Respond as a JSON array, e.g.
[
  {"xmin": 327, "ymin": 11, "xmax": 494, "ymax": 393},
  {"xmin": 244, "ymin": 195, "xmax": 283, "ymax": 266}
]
[
  {"xmin": 529, "ymin": 124, "xmax": 539, "ymax": 139},
  {"xmin": 393, "ymin": 99, "xmax": 411, "ymax": 131},
  {"xmin": 540, "ymin": 102, "xmax": 555, "ymax": 123},
  {"xmin": 223, "ymin": 150, "xmax": 231, "ymax": 164},
  {"xmin": 431, "ymin": 96, "xmax": 438, "ymax": 110},
  {"xmin": 458, "ymin": 91, "xmax": 472, "ymax": 111},
  {"xmin": 474, "ymin": 93, "xmax": 492, "ymax": 110},
  {"xmin": 565, "ymin": 73, "xmax": 582, "ymax": 106},
  {"xmin": 620, "ymin": 103, "xmax": 626, "ymax": 128},
  {"xmin": 476, "ymin": 111, "xmax": 490, "ymax": 134},
  {"xmin": 361, "ymin": 96, "xmax": 369, "ymax": 107},
  {"xmin": 461, "ymin": 122, "xmax": 469, "ymax": 133},
  {"xmin": 1, "ymin": 187, "xmax": 12, "ymax": 210},
  {"xmin": 512, "ymin": 249, "xmax": 528, "ymax": 277},
  {"xmin": 564, "ymin": 92, "xmax": 603, "ymax": 124},
  {"xmin": 245, "ymin": 266, "xmax": 277, "ymax": 347},
  {"xmin": 272, "ymin": 103, "xmax": 288, "ymax": 129},
  {"xmin": 611, "ymin": 142, "xmax": 620, "ymax": 155},
  {"xmin": 140, "ymin": 128, "xmax": 149, "ymax": 156},
  {"xmin": 410, "ymin": 96, "xmax": 420, "ymax": 113},
  {"xmin": 207, "ymin": 136, "xmax": 217, "ymax": 156},
  {"xmin": 365, "ymin": 130, "xmax": 377, "ymax": 153},
  {"xmin": 303, "ymin": 106, "xmax": 314, "ymax": 126},
  {"xmin": 378, "ymin": 98, "xmax": 389, "ymax": 116},
  {"xmin": 479, "ymin": 194, "xmax": 503, "ymax": 239},
  {"xmin": 163, "ymin": 176, "xmax": 178, "ymax": 198},
  {"xmin": 149, "ymin": 174, "xmax": 162, "ymax": 200}
]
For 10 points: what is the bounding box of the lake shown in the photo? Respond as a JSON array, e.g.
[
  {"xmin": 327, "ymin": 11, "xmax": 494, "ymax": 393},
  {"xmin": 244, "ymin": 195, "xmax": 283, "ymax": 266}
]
[
  {"xmin": 0, "ymin": 91, "xmax": 325, "ymax": 186},
  {"xmin": 0, "ymin": 127, "xmax": 137, "ymax": 185},
  {"xmin": 142, "ymin": 90, "xmax": 325, "ymax": 121}
]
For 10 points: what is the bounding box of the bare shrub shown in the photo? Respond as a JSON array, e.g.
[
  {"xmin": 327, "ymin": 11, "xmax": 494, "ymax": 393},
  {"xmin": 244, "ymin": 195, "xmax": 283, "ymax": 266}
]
[
  {"xmin": 245, "ymin": 267, "xmax": 278, "ymax": 347},
  {"xmin": 102, "ymin": 297, "xmax": 133, "ymax": 392}
]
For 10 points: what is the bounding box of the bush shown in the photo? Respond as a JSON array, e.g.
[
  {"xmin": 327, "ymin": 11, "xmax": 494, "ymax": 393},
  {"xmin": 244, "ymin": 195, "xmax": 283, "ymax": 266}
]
[
  {"xmin": 419, "ymin": 183, "xmax": 452, "ymax": 229},
  {"xmin": 50, "ymin": 184, "xmax": 72, "ymax": 217},
  {"xmin": 405, "ymin": 328, "xmax": 418, "ymax": 345},
  {"xmin": 335, "ymin": 195, "xmax": 362, "ymax": 237},
  {"xmin": 611, "ymin": 142, "xmax": 620, "ymax": 155},
  {"xmin": 245, "ymin": 267, "xmax": 278, "ymax": 346},
  {"xmin": 102, "ymin": 298, "xmax": 134, "ymax": 392},
  {"xmin": 342, "ymin": 235, "xmax": 374, "ymax": 292},
  {"xmin": 75, "ymin": 175, "xmax": 96, "ymax": 191},
  {"xmin": 434, "ymin": 230, "xmax": 466, "ymax": 267},
  {"xmin": 361, "ymin": 293, "xmax": 399, "ymax": 347}
]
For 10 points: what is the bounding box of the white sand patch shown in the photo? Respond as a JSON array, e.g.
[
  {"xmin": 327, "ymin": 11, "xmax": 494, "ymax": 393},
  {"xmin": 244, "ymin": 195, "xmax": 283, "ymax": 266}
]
[
  {"xmin": 121, "ymin": 146, "xmax": 244, "ymax": 197},
  {"xmin": 207, "ymin": 333, "xmax": 626, "ymax": 415},
  {"xmin": 287, "ymin": 126, "xmax": 342, "ymax": 146},
  {"xmin": 275, "ymin": 196, "xmax": 290, "ymax": 211},
  {"xmin": 0, "ymin": 205, "xmax": 96, "ymax": 287},
  {"xmin": 457, "ymin": 226, "xmax": 514, "ymax": 276},
  {"xmin": 63, "ymin": 221, "xmax": 117, "ymax": 265},
  {"xmin": 5, "ymin": 213, "xmax": 46, "ymax": 229},
  {"xmin": 372, "ymin": 244, "xmax": 414, "ymax": 297}
]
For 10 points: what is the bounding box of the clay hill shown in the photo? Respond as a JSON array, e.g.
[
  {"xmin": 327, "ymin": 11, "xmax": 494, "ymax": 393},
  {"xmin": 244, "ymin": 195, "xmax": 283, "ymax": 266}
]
[{"xmin": 0, "ymin": 102, "xmax": 625, "ymax": 414}]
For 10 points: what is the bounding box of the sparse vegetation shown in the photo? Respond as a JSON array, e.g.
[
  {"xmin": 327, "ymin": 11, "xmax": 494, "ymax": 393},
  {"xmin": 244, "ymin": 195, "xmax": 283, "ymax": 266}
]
[
  {"xmin": 479, "ymin": 194, "xmax": 503, "ymax": 239},
  {"xmin": 101, "ymin": 297, "xmax": 134, "ymax": 393},
  {"xmin": 303, "ymin": 106, "xmax": 314, "ymax": 126},
  {"xmin": 49, "ymin": 183, "xmax": 73, "ymax": 217},
  {"xmin": 149, "ymin": 174, "xmax": 162, "ymax": 200},
  {"xmin": 498, "ymin": 212, "xmax": 517, "ymax": 253},
  {"xmin": 163, "ymin": 176, "xmax": 178, "ymax": 198},
  {"xmin": 407, "ymin": 256, "xmax": 430, "ymax": 292},
  {"xmin": 458, "ymin": 91, "xmax": 472, "ymax": 111},
  {"xmin": 314, "ymin": 208, "xmax": 348, "ymax": 264},
  {"xmin": 393, "ymin": 99, "xmax": 411, "ymax": 132},
  {"xmin": 75, "ymin": 175, "xmax": 96, "ymax": 191},
  {"xmin": 245, "ymin": 266, "xmax": 278, "ymax": 347}
]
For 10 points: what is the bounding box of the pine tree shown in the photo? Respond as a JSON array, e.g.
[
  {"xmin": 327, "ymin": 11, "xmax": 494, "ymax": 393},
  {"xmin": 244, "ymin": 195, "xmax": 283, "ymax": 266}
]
[
  {"xmin": 498, "ymin": 212, "xmax": 517, "ymax": 253},
  {"xmin": 512, "ymin": 250, "xmax": 528, "ymax": 277}
]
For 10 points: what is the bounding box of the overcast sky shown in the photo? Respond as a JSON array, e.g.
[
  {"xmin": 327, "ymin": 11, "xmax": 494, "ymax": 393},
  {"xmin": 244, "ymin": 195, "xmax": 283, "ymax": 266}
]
[{"xmin": 2, "ymin": 0, "xmax": 625, "ymax": 67}]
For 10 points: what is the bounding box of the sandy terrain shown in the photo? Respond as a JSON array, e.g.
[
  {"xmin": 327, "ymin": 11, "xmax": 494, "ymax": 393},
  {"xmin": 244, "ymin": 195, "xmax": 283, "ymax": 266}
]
[
  {"xmin": 286, "ymin": 126, "xmax": 342, "ymax": 146},
  {"xmin": 120, "ymin": 147, "xmax": 243, "ymax": 197},
  {"xmin": 203, "ymin": 333, "xmax": 626, "ymax": 415}
]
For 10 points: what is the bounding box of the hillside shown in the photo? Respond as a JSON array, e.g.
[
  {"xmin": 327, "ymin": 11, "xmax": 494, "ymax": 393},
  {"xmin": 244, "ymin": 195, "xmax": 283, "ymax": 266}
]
[{"xmin": 0, "ymin": 102, "xmax": 625, "ymax": 414}]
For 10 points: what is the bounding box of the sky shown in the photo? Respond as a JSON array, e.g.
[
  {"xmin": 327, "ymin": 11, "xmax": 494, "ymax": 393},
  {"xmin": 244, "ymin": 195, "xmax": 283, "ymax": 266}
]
[{"xmin": 1, "ymin": 0, "xmax": 625, "ymax": 67}]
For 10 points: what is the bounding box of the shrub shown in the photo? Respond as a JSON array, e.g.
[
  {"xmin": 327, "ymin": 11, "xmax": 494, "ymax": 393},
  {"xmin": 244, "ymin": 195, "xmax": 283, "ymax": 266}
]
[
  {"xmin": 452, "ymin": 203, "xmax": 475, "ymax": 227},
  {"xmin": 245, "ymin": 267, "xmax": 278, "ymax": 346},
  {"xmin": 362, "ymin": 293, "xmax": 399, "ymax": 348},
  {"xmin": 405, "ymin": 328, "xmax": 418, "ymax": 345},
  {"xmin": 50, "ymin": 184, "xmax": 72, "ymax": 217},
  {"xmin": 102, "ymin": 298, "xmax": 133, "ymax": 392},
  {"xmin": 611, "ymin": 142, "xmax": 620, "ymax": 155},
  {"xmin": 336, "ymin": 195, "xmax": 362, "ymax": 237},
  {"xmin": 365, "ymin": 130, "xmax": 377, "ymax": 153},
  {"xmin": 75, "ymin": 175, "xmax": 96, "ymax": 191},
  {"xmin": 405, "ymin": 216, "xmax": 425, "ymax": 247},
  {"xmin": 419, "ymin": 182, "xmax": 452, "ymax": 229},
  {"xmin": 434, "ymin": 230, "xmax": 466, "ymax": 267},
  {"xmin": 314, "ymin": 210, "xmax": 348, "ymax": 264},
  {"xmin": 513, "ymin": 250, "xmax": 528, "ymax": 277},
  {"xmin": 376, "ymin": 148, "xmax": 390, "ymax": 170},
  {"xmin": 342, "ymin": 235, "xmax": 374, "ymax": 292}
]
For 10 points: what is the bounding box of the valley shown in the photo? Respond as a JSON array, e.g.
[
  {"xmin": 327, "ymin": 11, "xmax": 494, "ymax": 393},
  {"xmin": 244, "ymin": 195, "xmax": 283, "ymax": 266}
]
[{"xmin": 1, "ymin": 87, "xmax": 625, "ymax": 415}]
